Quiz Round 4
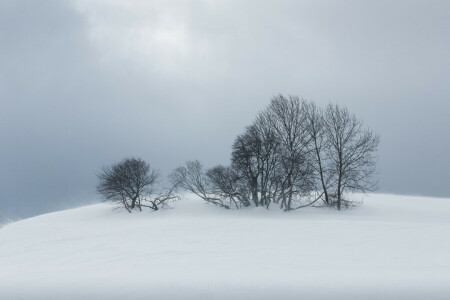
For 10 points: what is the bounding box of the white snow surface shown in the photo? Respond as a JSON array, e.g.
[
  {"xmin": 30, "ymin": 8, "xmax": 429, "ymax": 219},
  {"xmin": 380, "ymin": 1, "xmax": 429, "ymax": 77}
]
[{"xmin": 1, "ymin": 193, "xmax": 450, "ymax": 300}]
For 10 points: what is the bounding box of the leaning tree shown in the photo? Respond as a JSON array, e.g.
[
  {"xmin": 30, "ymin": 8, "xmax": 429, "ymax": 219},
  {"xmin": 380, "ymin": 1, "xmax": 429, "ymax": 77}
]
[{"xmin": 170, "ymin": 160, "xmax": 233, "ymax": 209}]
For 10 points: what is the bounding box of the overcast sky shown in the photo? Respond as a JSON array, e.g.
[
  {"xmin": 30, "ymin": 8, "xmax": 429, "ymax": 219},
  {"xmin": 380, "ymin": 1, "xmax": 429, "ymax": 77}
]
[{"xmin": 1, "ymin": 0, "xmax": 449, "ymax": 221}]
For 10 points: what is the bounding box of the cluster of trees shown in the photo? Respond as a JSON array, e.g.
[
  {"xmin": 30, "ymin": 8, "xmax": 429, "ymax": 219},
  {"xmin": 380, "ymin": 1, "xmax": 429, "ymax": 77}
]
[{"xmin": 97, "ymin": 95, "xmax": 379, "ymax": 212}]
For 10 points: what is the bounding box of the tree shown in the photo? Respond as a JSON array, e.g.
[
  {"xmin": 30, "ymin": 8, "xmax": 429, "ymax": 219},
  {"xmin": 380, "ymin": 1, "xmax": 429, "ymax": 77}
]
[
  {"xmin": 96, "ymin": 158, "xmax": 160, "ymax": 212},
  {"xmin": 305, "ymin": 101, "xmax": 331, "ymax": 205},
  {"xmin": 263, "ymin": 95, "xmax": 315, "ymax": 210},
  {"xmin": 231, "ymin": 125, "xmax": 262, "ymax": 207},
  {"xmin": 206, "ymin": 165, "xmax": 250, "ymax": 208},
  {"xmin": 170, "ymin": 160, "xmax": 231, "ymax": 209},
  {"xmin": 231, "ymin": 122, "xmax": 279, "ymax": 208},
  {"xmin": 324, "ymin": 104, "xmax": 380, "ymax": 210}
]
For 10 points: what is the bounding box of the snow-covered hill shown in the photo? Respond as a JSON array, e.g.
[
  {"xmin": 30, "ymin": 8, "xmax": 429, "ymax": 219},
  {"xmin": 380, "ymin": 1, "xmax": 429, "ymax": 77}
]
[{"xmin": 1, "ymin": 194, "xmax": 449, "ymax": 299}]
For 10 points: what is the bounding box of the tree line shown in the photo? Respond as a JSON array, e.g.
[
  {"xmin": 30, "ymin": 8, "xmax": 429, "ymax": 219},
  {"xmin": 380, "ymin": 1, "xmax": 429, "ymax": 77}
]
[{"xmin": 97, "ymin": 95, "xmax": 380, "ymax": 212}]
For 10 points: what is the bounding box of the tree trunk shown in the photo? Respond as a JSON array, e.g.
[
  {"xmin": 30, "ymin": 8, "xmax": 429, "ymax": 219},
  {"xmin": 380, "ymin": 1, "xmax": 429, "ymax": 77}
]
[
  {"xmin": 251, "ymin": 177, "xmax": 259, "ymax": 206},
  {"xmin": 286, "ymin": 177, "xmax": 293, "ymax": 211},
  {"xmin": 315, "ymin": 143, "xmax": 329, "ymax": 205},
  {"xmin": 337, "ymin": 183, "xmax": 341, "ymax": 210},
  {"xmin": 131, "ymin": 196, "xmax": 137, "ymax": 209},
  {"xmin": 321, "ymin": 176, "xmax": 329, "ymax": 205},
  {"xmin": 280, "ymin": 188, "xmax": 286, "ymax": 209},
  {"xmin": 337, "ymin": 148, "xmax": 343, "ymax": 210},
  {"xmin": 337, "ymin": 167, "xmax": 342, "ymax": 211}
]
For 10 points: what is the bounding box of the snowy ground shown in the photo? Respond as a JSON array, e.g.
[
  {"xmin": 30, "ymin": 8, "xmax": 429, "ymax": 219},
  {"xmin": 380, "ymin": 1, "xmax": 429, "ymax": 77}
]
[{"xmin": 1, "ymin": 194, "xmax": 449, "ymax": 299}]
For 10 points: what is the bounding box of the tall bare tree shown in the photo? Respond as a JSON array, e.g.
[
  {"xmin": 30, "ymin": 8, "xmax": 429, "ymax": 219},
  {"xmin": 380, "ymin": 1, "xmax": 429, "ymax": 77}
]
[
  {"xmin": 305, "ymin": 101, "xmax": 331, "ymax": 205},
  {"xmin": 263, "ymin": 95, "xmax": 314, "ymax": 210},
  {"xmin": 231, "ymin": 125, "xmax": 263, "ymax": 206},
  {"xmin": 324, "ymin": 104, "xmax": 380, "ymax": 210},
  {"xmin": 231, "ymin": 120, "xmax": 279, "ymax": 208}
]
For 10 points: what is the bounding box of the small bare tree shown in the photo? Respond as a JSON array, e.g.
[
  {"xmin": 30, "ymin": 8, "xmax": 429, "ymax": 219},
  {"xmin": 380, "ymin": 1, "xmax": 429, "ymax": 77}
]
[
  {"xmin": 324, "ymin": 104, "xmax": 380, "ymax": 210},
  {"xmin": 206, "ymin": 165, "xmax": 250, "ymax": 208},
  {"xmin": 143, "ymin": 185, "xmax": 179, "ymax": 211},
  {"xmin": 170, "ymin": 160, "xmax": 231, "ymax": 209},
  {"xmin": 96, "ymin": 158, "xmax": 160, "ymax": 212}
]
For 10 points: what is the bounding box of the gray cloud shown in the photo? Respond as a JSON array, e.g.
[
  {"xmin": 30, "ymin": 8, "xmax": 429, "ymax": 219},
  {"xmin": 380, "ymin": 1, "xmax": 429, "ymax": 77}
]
[{"xmin": 1, "ymin": 0, "xmax": 449, "ymax": 221}]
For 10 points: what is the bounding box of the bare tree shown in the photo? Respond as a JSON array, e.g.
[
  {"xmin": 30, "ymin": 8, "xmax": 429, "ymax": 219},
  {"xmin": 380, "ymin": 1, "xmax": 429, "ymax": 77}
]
[
  {"xmin": 229, "ymin": 95, "xmax": 318, "ymax": 210},
  {"xmin": 324, "ymin": 104, "xmax": 380, "ymax": 210},
  {"xmin": 96, "ymin": 158, "xmax": 159, "ymax": 212},
  {"xmin": 142, "ymin": 185, "xmax": 179, "ymax": 211},
  {"xmin": 206, "ymin": 165, "xmax": 253, "ymax": 208},
  {"xmin": 263, "ymin": 95, "xmax": 315, "ymax": 210},
  {"xmin": 231, "ymin": 120, "xmax": 279, "ymax": 208},
  {"xmin": 231, "ymin": 126, "xmax": 261, "ymax": 206},
  {"xmin": 305, "ymin": 101, "xmax": 332, "ymax": 205},
  {"xmin": 170, "ymin": 160, "xmax": 231, "ymax": 209}
]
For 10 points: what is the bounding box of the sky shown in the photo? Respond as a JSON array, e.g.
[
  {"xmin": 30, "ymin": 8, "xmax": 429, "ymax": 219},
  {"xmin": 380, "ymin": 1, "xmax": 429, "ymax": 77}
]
[{"xmin": 1, "ymin": 0, "xmax": 449, "ymax": 221}]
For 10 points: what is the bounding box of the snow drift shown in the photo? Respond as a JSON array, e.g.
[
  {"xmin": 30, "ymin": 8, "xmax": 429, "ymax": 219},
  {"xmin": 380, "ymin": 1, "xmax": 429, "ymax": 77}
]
[{"xmin": 1, "ymin": 194, "xmax": 449, "ymax": 299}]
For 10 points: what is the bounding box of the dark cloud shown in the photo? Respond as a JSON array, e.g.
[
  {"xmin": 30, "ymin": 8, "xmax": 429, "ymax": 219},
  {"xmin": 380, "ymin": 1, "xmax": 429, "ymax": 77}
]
[{"xmin": 1, "ymin": 0, "xmax": 449, "ymax": 222}]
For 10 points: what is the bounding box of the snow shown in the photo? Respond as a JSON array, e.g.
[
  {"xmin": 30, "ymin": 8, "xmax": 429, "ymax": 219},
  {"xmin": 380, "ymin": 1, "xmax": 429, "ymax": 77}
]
[{"xmin": 1, "ymin": 193, "xmax": 449, "ymax": 299}]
